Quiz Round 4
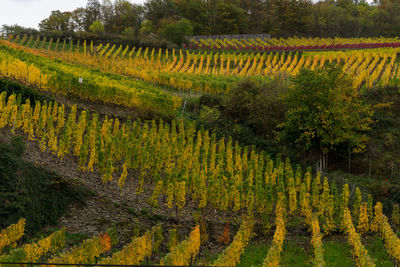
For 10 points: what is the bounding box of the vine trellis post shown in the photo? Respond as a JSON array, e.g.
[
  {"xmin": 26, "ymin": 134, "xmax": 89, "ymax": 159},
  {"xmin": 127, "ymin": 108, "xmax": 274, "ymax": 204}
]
[{"xmin": 316, "ymin": 153, "xmax": 328, "ymax": 173}]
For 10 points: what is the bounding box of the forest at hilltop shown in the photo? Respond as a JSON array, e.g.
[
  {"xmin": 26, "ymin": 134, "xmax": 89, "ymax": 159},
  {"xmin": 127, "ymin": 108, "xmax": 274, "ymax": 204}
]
[{"xmin": 3, "ymin": 0, "xmax": 400, "ymax": 47}]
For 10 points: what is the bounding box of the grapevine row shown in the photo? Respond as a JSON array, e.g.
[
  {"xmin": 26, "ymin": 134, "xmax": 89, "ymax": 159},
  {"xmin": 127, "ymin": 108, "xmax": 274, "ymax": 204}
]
[
  {"xmin": 47, "ymin": 233, "xmax": 111, "ymax": 264},
  {"xmin": 98, "ymin": 231, "xmax": 152, "ymax": 264},
  {"xmin": 0, "ymin": 219, "xmax": 201, "ymax": 266},
  {"xmin": 8, "ymin": 37, "xmax": 400, "ymax": 95},
  {"xmin": 160, "ymin": 225, "xmax": 200, "ymax": 266},
  {"xmin": 212, "ymin": 218, "xmax": 254, "ymax": 266},
  {"xmin": 0, "ymin": 90, "xmax": 278, "ymax": 215},
  {"xmin": 0, "ymin": 41, "xmax": 180, "ymax": 118},
  {"xmin": 0, "ymin": 229, "xmax": 65, "ymax": 262},
  {"xmin": 342, "ymin": 208, "xmax": 375, "ymax": 267},
  {"xmin": 262, "ymin": 196, "xmax": 286, "ymax": 267},
  {"xmin": 310, "ymin": 216, "xmax": 325, "ymax": 266},
  {"xmin": 1, "ymin": 88, "xmax": 397, "ymax": 229},
  {"xmin": 373, "ymin": 202, "xmax": 400, "ymax": 264},
  {"xmin": 188, "ymin": 36, "xmax": 400, "ymax": 52},
  {"xmin": 0, "ymin": 218, "xmax": 25, "ymax": 253}
]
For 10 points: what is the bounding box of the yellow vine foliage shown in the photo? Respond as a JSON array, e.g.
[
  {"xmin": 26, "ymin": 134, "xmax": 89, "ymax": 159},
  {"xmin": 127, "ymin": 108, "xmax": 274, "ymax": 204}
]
[
  {"xmin": 0, "ymin": 218, "xmax": 26, "ymax": 252},
  {"xmin": 323, "ymin": 195, "xmax": 336, "ymax": 234},
  {"xmin": 379, "ymin": 213, "xmax": 400, "ymax": 263},
  {"xmin": 0, "ymin": 52, "xmax": 50, "ymax": 88},
  {"xmin": 160, "ymin": 225, "xmax": 200, "ymax": 266},
  {"xmin": 213, "ymin": 218, "xmax": 254, "ymax": 267},
  {"xmin": 370, "ymin": 202, "xmax": 383, "ymax": 233},
  {"xmin": 48, "ymin": 233, "xmax": 111, "ymax": 264},
  {"xmin": 342, "ymin": 208, "xmax": 375, "ymax": 267},
  {"xmin": 7, "ymin": 37, "xmax": 400, "ymax": 96},
  {"xmin": 24, "ymin": 229, "xmax": 66, "ymax": 262},
  {"xmin": 0, "ymin": 41, "xmax": 180, "ymax": 114},
  {"xmin": 99, "ymin": 231, "xmax": 152, "ymax": 264},
  {"xmin": 0, "ymin": 88, "xmax": 397, "ymax": 256},
  {"xmin": 117, "ymin": 162, "xmax": 128, "ymax": 188},
  {"xmin": 310, "ymin": 216, "xmax": 325, "ymax": 267},
  {"xmin": 357, "ymin": 203, "xmax": 369, "ymax": 235},
  {"xmin": 262, "ymin": 199, "xmax": 286, "ymax": 267},
  {"xmin": 148, "ymin": 180, "xmax": 163, "ymax": 208},
  {"xmin": 174, "ymin": 181, "xmax": 186, "ymax": 210},
  {"xmin": 288, "ymin": 177, "xmax": 297, "ymax": 215}
]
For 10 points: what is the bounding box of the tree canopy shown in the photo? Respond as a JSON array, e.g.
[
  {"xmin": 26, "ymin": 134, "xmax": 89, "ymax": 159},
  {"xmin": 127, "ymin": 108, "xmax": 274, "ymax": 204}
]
[
  {"xmin": 277, "ymin": 64, "xmax": 374, "ymax": 156},
  {"xmin": 89, "ymin": 20, "xmax": 105, "ymax": 34},
  {"xmin": 15, "ymin": 0, "xmax": 400, "ymax": 39},
  {"xmin": 162, "ymin": 18, "xmax": 193, "ymax": 45}
]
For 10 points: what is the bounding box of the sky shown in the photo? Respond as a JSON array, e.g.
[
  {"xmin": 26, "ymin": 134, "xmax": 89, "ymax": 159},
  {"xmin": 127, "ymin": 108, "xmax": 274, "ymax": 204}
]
[{"xmin": 0, "ymin": 0, "xmax": 145, "ymax": 30}]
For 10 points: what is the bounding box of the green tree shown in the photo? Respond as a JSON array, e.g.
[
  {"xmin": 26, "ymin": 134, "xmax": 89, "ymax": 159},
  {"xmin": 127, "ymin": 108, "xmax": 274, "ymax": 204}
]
[
  {"xmin": 1, "ymin": 24, "xmax": 38, "ymax": 37},
  {"xmin": 267, "ymin": 0, "xmax": 312, "ymax": 37},
  {"xmin": 277, "ymin": 64, "xmax": 373, "ymax": 163},
  {"xmin": 139, "ymin": 19, "xmax": 154, "ymax": 36},
  {"xmin": 144, "ymin": 0, "xmax": 178, "ymax": 31},
  {"xmin": 162, "ymin": 18, "xmax": 193, "ymax": 45},
  {"xmin": 89, "ymin": 20, "xmax": 105, "ymax": 34},
  {"xmin": 222, "ymin": 79, "xmax": 287, "ymax": 139},
  {"xmin": 39, "ymin": 10, "xmax": 73, "ymax": 32},
  {"xmin": 101, "ymin": 0, "xmax": 114, "ymax": 32},
  {"xmin": 70, "ymin": 8, "xmax": 87, "ymax": 32},
  {"xmin": 212, "ymin": 0, "xmax": 248, "ymax": 34},
  {"xmin": 85, "ymin": 0, "xmax": 101, "ymax": 31},
  {"xmin": 177, "ymin": 0, "xmax": 210, "ymax": 34},
  {"xmin": 122, "ymin": 27, "xmax": 136, "ymax": 38},
  {"xmin": 112, "ymin": 0, "xmax": 143, "ymax": 34}
]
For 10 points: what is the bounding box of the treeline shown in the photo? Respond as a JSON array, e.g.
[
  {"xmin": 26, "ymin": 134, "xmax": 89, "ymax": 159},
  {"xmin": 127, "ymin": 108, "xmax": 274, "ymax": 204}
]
[{"xmin": 2, "ymin": 0, "xmax": 400, "ymax": 46}]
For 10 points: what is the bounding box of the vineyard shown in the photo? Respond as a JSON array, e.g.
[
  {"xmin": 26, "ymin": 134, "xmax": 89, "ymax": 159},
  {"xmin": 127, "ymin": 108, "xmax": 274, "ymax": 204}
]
[
  {"xmin": 4, "ymin": 36, "xmax": 400, "ymax": 95},
  {"xmin": 0, "ymin": 88, "xmax": 400, "ymax": 265},
  {"xmin": 187, "ymin": 36, "xmax": 400, "ymax": 52},
  {"xmin": 0, "ymin": 34, "xmax": 400, "ymax": 267}
]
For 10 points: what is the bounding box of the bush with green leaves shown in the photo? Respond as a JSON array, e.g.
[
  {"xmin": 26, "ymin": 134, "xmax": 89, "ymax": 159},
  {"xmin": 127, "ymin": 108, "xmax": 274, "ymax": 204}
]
[{"xmin": 277, "ymin": 64, "xmax": 373, "ymax": 160}]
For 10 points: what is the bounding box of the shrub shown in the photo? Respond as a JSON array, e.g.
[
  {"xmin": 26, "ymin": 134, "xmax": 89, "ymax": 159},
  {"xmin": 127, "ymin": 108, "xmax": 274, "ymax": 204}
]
[{"xmin": 223, "ymin": 79, "xmax": 287, "ymax": 138}]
